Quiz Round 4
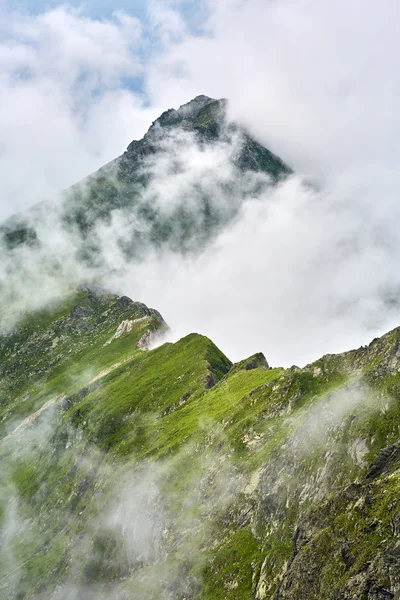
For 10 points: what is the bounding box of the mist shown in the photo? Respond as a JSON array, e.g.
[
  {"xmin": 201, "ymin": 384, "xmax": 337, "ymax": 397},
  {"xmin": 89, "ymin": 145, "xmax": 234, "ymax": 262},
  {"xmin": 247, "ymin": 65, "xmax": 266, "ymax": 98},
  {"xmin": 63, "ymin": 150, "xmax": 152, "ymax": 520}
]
[
  {"xmin": 0, "ymin": 388, "xmax": 244, "ymax": 599},
  {"xmin": 116, "ymin": 168, "xmax": 400, "ymax": 366},
  {"xmin": 2, "ymin": 3, "xmax": 400, "ymax": 599},
  {"xmin": 1, "ymin": 0, "xmax": 400, "ymax": 368},
  {"xmin": 2, "ymin": 121, "xmax": 400, "ymax": 367}
]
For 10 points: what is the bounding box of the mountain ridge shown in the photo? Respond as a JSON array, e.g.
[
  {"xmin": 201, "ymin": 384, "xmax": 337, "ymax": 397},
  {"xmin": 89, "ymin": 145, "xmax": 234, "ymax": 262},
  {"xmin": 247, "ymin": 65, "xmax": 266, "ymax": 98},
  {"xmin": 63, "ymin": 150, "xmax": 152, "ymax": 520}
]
[{"xmin": 1, "ymin": 289, "xmax": 400, "ymax": 599}]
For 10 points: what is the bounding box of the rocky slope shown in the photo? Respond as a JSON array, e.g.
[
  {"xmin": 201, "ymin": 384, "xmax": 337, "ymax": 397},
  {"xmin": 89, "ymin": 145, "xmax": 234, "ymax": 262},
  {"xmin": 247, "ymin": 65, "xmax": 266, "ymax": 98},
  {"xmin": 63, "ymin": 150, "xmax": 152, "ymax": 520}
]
[
  {"xmin": 1, "ymin": 289, "xmax": 400, "ymax": 599},
  {"xmin": 0, "ymin": 95, "xmax": 291, "ymax": 261}
]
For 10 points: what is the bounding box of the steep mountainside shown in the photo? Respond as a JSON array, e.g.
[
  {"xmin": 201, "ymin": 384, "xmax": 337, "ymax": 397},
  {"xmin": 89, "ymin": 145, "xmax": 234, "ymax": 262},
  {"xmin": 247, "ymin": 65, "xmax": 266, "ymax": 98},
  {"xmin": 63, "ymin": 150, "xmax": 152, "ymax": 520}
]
[
  {"xmin": 1, "ymin": 289, "xmax": 400, "ymax": 599},
  {"xmin": 0, "ymin": 96, "xmax": 291, "ymax": 262}
]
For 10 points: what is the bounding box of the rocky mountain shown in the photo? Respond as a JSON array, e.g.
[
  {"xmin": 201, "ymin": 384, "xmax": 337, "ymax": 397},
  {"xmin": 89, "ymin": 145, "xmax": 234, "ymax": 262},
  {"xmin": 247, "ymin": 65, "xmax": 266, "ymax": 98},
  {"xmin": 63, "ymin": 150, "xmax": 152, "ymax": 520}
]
[
  {"xmin": 0, "ymin": 95, "xmax": 291, "ymax": 261},
  {"xmin": 1, "ymin": 288, "xmax": 400, "ymax": 599}
]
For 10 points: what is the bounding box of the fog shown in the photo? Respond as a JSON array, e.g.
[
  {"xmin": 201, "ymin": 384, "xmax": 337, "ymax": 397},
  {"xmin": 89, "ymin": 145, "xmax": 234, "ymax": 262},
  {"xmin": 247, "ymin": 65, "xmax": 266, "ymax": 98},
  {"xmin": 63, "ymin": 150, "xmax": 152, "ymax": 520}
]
[{"xmin": 1, "ymin": 1, "xmax": 400, "ymax": 367}]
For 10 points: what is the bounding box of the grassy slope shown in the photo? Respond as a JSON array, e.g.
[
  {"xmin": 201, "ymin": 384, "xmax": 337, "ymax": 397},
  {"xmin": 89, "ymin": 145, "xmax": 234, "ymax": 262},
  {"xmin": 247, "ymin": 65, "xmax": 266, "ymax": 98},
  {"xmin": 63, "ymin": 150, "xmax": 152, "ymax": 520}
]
[
  {"xmin": 0, "ymin": 290, "xmax": 166, "ymax": 437},
  {"xmin": 1, "ymin": 294, "xmax": 400, "ymax": 599}
]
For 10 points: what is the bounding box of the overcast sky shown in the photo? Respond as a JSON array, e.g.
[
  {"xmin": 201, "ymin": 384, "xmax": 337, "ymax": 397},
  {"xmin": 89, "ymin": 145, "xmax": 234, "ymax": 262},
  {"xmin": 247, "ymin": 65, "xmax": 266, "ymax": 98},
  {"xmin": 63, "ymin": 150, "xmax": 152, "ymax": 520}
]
[{"xmin": 1, "ymin": 0, "xmax": 400, "ymax": 366}]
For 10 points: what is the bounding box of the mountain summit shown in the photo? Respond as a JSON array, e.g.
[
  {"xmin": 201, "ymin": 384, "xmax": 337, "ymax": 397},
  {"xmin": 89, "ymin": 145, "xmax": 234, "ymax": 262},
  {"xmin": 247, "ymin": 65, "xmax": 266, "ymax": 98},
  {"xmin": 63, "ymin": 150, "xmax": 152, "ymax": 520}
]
[
  {"xmin": 137, "ymin": 94, "xmax": 222, "ymax": 134},
  {"xmin": 1, "ymin": 95, "xmax": 291, "ymax": 259},
  {"xmin": 119, "ymin": 94, "xmax": 290, "ymax": 181}
]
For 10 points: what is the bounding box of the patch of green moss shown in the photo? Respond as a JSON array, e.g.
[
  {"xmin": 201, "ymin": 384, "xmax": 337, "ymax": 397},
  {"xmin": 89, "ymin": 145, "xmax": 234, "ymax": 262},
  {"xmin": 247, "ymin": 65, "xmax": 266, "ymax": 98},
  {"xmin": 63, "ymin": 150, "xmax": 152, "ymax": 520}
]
[{"xmin": 201, "ymin": 527, "xmax": 261, "ymax": 600}]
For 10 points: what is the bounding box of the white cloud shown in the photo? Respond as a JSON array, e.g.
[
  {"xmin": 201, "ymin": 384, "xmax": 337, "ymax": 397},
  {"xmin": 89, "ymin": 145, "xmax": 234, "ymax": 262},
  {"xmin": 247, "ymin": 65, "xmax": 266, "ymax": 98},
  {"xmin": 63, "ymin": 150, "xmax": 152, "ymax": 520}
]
[
  {"xmin": 146, "ymin": 0, "xmax": 400, "ymax": 177},
  {"xmin": 130, "ymin": 0, "xmax": 400, "ymax": 364},
  {"xmin": 111, "ymin": 170, "xmax": 400, "ymax": 366},
  {"xmin": 2, "ymin": 0, "xmax": 400, "ymax": 368},
  {"xmin": 0, "ymin": 6, "xmax": 159, "ymax": 218}
]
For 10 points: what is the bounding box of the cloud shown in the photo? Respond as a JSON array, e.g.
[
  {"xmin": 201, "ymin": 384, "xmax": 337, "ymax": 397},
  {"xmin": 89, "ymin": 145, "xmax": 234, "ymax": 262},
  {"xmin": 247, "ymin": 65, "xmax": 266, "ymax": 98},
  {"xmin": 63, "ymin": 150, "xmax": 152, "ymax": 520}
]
[
  {"xmin": 1, "ymin": 0, "xmax": 400, "ymax": 368},
  {"xmin": 146, "ymin": 0, "xmax": 400, "ymax": 177},
  {"xmin": 134, "ymin": 0, "xmax": 400, "ymax": 364},
  {"xmin": 2, "ymin": 116, "xmax": 400, "ymax": 368},
  {"xmin": 112, "ymin": 169, "xmax": 400, "ymax": 366},
  {"xmin": 0, "ymin": 6, "xmax": 159, "ymax": 219}
]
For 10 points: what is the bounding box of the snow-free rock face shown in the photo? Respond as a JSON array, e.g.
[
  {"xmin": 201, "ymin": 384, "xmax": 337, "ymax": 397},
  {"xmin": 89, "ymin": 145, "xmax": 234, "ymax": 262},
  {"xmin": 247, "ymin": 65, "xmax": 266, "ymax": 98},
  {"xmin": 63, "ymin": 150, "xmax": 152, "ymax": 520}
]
[
  {"xmin": 130, "ymin": 94, "xmax": 220, "ymax": 141},
  {"xmin": 1, "ymin": 290, "xmax": 400, "ymax": 599}
]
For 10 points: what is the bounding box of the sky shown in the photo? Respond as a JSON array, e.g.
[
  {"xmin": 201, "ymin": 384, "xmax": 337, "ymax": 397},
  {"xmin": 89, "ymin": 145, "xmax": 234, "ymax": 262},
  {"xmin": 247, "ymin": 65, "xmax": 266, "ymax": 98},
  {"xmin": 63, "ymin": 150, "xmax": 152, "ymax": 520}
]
[
  {"xmin": 1, "ymin": 0, "xmax": 399, "ymax": 216},
  {"xmin": 1, "ymin": 0, "xmax": 400, "ymax": 366}
]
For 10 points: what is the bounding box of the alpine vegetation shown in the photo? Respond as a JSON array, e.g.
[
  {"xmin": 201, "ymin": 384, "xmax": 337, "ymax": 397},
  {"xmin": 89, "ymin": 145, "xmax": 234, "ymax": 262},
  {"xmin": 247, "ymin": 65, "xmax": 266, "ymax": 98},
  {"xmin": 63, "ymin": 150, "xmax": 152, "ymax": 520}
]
[
  {"xmin": 0, "ymin": 95, "xmax": 400, "ymax": 600},
  {"xmin": 1, "ymin": 286, "xmax": 400, "ymax": 599}
]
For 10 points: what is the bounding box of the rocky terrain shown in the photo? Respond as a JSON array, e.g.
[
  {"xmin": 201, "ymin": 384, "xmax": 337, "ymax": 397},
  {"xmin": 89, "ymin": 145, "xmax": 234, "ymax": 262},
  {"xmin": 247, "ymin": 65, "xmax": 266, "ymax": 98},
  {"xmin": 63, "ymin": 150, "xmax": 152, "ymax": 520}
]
[{"xmin": 0, "ymin": 288, "xmax": 399, "ymax": 599}]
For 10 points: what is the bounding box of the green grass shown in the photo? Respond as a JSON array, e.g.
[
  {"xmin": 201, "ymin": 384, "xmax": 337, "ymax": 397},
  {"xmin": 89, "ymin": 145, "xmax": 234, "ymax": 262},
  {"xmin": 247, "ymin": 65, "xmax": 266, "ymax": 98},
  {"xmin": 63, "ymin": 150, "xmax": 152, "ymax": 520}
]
[
  {"xmin": 201, "ymin": 527, "xmax": 262, "ymax": 600},
  {"xmin": 0, "ymin": 290, "xmax": 166, "ymax": 436},
  {"xmin": 2, "ymin": 291, "xmax": 400, "ymax": 599},
  {"xmin": 66, "ymin": 333, "xmax": 233, "ymax": 455}
]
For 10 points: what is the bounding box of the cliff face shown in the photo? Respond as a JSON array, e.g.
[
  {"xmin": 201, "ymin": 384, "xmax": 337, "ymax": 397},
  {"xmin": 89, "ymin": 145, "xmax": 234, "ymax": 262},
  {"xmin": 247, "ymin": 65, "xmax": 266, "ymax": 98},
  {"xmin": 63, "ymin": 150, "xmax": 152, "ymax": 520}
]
[{"xmin": 1, "ymin": 289, "xmax": 400, "ymax": 600}]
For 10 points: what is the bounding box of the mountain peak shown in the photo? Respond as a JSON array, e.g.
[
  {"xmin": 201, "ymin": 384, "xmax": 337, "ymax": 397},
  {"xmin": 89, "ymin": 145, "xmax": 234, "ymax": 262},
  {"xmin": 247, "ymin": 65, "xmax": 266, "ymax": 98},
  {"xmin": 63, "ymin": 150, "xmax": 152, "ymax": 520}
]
[
  {"xmin": 1, "ymin": 94, "xmax": 292, "ymax": 258},
  {"xmin": 145, "ymin": 94, "xmax": 224, "ymax": 135},
  {"xmin": 175, "ymin": 94, "xmax": 217, "ymax": 116}
]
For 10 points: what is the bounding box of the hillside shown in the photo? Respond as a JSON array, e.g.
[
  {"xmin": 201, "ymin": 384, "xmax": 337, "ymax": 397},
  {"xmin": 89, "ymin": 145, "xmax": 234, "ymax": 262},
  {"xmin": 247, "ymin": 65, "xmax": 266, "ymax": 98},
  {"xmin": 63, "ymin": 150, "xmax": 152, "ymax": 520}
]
[{"xmin": 1, "ymin": 289, "xmax": 400, "ymax": 599}]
